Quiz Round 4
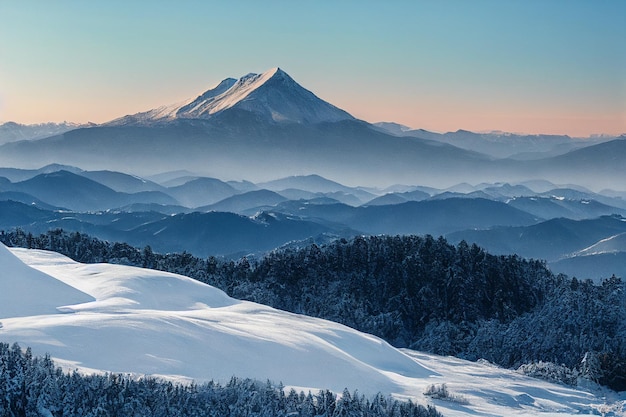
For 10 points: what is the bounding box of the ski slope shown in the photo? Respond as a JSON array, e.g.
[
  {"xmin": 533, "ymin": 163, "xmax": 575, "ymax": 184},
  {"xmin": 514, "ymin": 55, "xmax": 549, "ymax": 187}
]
[{"xmin": 0, "ymin": 244, "xmax": 622, "ymax": 416}]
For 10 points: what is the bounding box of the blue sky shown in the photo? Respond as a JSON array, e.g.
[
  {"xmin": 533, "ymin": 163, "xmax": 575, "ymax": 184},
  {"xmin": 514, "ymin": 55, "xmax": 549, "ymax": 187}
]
[{"xmin": 1, "ymin": 0, "xmax": 624, "ymax": 136}]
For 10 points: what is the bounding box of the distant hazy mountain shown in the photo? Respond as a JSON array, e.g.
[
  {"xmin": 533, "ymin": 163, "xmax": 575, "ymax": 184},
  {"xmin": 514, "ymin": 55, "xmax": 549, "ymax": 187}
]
[
  {"xmin": 122, "ymin": 211, "xmax": 356, "ymax": 257},
  {"xmin": 259, "ymin": 174, "xmax": 357, "ymax": 194},
  {"xmin": 480, "ymin": 183, "xmax": 537, "ymax": 199},
  {"xmin": 9, "ymin": 171, "xmax": 122, "ymax": 211},
  {"xmin": 4, "ymin": 171, "xmax": 179, "ymax": 211},
  {"xmin": 529, "ymin": 138, "xmax": 626, "ymax": 191},
  {"xmin": 374, "ymin": 122, "xmax": 616, "ymax": 160},
  {"xmin": 166, "ymin": 177, "xmax": 239, "ymax": 208},
  {"xmin": 259, "ymin": 175, "xmax": 376, "ymax": 204},
  {"xmin": 274, "ymin": 197, "xmax": 539, "ymax": 237},
  {"xmin": 0, "ymin": 121, "xmax": 91, "ymax": 144},
  {"xmin": 507, "ymin": 196, "xmax": 626, "ymax": 220},
  {"xmin": 448, "ymin": 215, "xmax": 626, "ymax": 262},
  {"xmin": 78, "ymin": 170, "xmax": 166, "ymax": 194},
  {"xmin": 0, "ymin": 201, "xmax": 58, "ymax": 229},
  {"xmin": 0, "ymin": 164, "xmax": 83, "ymax": 182},
  {"xmin": 363, "ymin": 193, "xmax": 414, "ymax": 206},
  {"xmin": 352, "ymin": 198, "xmax": 539, "ymax": 236},
  {"xmin": 0, "ymin": 191, "xmax": 61, "ymax": 211},
  {"xmin": 372, "ymin": 121, "xmax": 413, "ymax": 136},
  {"xmin": 0, "ymin": 200, "xmax": 173, "ymax": 240},
  {"xmin": 364, "ymin": 190, "xmax": 430, "ymax": 206},
  {"xmin": 198, "ymin": 189, "xmax": 287, "ymax": 214},
  {"xmin": 145, "ymin": 170, "xmax": 199, "ymax": 185},
  {"xmin": 113, "ymin": 203, "xmax": 191, "ymax": 215}
]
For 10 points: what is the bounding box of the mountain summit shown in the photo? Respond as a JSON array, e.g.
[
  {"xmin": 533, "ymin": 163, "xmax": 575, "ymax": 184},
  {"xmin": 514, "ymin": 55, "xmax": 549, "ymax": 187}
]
[{"xmin": 110, "ymin": 67, "xmax": 354, "ymax": 125}]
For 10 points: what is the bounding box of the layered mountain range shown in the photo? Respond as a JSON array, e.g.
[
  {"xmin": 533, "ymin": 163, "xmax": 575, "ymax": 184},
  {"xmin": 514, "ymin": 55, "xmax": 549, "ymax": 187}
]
[
  {"xmin": 1, "ymin": 67, "xmax": 624, "ymax": 190},
  {"xmin": 0, "ymin": 164, "xmax": 625, "ymax": 280}
]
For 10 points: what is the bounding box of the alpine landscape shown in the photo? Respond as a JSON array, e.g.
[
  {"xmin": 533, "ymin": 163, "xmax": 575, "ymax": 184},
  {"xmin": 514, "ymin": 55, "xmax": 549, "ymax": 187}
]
[{"xmin": 0, "ymin": 2, "xmax": 625, "ymax": 416}]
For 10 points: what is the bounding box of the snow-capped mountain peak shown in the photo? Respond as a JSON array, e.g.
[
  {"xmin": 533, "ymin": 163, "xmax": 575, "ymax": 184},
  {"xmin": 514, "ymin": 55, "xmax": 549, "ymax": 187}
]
[{"xmin": 108, "ymin": 67, "xmax": 354, "ymax": 125}]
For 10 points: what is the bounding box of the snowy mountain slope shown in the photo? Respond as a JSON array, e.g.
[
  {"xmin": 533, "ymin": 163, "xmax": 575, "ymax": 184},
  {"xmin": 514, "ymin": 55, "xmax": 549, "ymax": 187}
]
[
  {"xmin": 0, "ymin": 246, "xmax": 621, "ymax": 416},
  {"xmin": 0, "ymin": 245, "xmax": 430, "ymax": 396},
  {"xmin": 109, "ymin": 67, "xmax": 354, "ymax": 125}
]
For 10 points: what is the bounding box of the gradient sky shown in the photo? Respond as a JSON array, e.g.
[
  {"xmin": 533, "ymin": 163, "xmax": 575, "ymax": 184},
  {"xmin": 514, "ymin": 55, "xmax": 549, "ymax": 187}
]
[{"xmin": 1, "ymin": 0, "xmax": 624, "ymax": 136}]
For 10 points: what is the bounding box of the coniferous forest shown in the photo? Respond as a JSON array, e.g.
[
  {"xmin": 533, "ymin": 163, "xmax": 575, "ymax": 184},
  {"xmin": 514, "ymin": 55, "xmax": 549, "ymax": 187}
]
[
  {"xmin": 0, "ymin": 342, "xmax": 440, "ymax": 417},
  {"xmin": 1, "ymin": 229, "xmax": 625, "ymax": 391}
]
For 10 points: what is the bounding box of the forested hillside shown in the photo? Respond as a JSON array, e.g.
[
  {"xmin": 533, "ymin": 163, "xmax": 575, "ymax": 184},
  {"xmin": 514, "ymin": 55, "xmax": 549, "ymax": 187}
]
[{"xmin": 2, "ymin": 229, "xmax": 624, "ymax": 391}]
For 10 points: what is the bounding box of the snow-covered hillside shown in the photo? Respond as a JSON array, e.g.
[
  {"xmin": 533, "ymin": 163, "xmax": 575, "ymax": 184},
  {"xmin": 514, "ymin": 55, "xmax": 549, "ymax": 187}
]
[
  {"xmin": 110, "ymin": 67, "xmax": 354, "ymax": 125},
  {"xmin": 0, "ymin": 244, "xmax": 622, "ymax": 416}
]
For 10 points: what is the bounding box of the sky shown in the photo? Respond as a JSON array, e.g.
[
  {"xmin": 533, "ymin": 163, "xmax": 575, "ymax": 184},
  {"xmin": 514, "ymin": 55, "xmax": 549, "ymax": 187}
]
[{"xmin": 0, "ymin": 0, "xmax": 624, "ymax": 137}]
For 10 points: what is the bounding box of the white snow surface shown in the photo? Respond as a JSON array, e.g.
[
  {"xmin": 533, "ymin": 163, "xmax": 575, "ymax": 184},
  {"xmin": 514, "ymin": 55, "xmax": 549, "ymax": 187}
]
[
  {"xmin": 1, "ymin": 245, "xmax": 623, "ymax": 416},
  {"xmin": 184, "ymin": 69, "xmax": 280, "ymax": 117}
]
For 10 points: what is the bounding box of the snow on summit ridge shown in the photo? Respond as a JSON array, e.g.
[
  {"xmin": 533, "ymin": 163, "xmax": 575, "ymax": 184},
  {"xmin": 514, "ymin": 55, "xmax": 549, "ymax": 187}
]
[{"xmin": 109, "ymin": 67, "xmax": 354, "ymax": 125}]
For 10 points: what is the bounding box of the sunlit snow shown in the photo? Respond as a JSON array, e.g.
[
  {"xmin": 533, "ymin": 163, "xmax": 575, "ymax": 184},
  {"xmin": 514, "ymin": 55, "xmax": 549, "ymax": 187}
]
[{"xmin": 0, "ymin": 244, "xmax": 623, "ymax": 416}]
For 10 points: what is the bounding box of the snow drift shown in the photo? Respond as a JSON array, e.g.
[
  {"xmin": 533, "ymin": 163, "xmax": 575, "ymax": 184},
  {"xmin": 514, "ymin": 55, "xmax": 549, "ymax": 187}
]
[{"xmin": 0, "ymin": 245, "xmax": 432, "ymax": 396}]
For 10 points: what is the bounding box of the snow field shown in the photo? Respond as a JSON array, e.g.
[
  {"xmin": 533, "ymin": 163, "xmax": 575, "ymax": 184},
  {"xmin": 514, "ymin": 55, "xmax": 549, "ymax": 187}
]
[{"xmin": 1, "ymin": 244, "xmax": 623, "ymax": 416}]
